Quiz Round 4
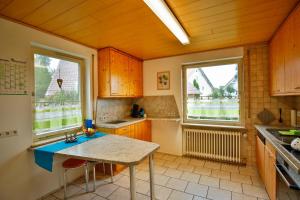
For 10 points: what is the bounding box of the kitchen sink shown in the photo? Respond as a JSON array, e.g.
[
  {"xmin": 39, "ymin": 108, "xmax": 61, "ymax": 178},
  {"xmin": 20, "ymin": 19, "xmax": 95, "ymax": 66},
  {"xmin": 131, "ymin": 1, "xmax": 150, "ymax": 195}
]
[{"xmin": 105, "ymin": 120, "xmax": 127, "ymax": 124}]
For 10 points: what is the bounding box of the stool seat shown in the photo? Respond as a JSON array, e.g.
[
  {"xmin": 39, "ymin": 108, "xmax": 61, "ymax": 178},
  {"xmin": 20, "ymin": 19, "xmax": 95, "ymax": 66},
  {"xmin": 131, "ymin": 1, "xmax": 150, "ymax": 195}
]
[{"xmin": 62, "ymin": 158, "xmax": 87, "ymax": 169}]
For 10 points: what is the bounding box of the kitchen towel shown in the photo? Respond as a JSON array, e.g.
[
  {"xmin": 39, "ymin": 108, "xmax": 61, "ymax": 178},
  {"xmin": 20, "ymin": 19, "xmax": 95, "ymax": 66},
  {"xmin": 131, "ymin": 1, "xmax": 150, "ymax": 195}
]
[{"xmin": 34, "ymin": 132, "xmax": 106, "ymax": 172}]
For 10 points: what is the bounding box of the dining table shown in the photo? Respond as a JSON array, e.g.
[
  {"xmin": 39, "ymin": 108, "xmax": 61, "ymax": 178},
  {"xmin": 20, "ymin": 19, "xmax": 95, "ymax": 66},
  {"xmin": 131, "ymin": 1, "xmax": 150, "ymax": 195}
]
[{"xmin": 50, "ymin": 134, "xmax": 160, "ymax": 200}]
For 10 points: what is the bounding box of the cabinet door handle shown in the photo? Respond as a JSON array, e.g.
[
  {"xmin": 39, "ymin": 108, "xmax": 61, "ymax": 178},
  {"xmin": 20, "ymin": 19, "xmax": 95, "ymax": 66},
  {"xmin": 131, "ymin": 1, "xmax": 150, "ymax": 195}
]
[{"xmin": 295, "ymin": 87, "xmax": 300, "ymax": 89}]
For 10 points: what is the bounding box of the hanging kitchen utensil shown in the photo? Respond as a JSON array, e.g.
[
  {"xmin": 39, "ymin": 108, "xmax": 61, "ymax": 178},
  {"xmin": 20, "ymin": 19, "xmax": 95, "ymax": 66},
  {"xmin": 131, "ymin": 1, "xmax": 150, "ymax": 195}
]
[{"xmin": 257, "ymin": 108, "xmax": 275, "ymax": 124}]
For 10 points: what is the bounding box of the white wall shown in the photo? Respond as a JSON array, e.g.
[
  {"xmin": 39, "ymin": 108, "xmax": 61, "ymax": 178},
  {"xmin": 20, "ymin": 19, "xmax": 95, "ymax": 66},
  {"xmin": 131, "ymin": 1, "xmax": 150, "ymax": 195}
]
[
  {"xmin": 143, "ymin": 47, "xmax": 244, "ymax": 156},
  {"xmin": 0, "ymin": 18, "xmax": 97, "ymax": 200}
]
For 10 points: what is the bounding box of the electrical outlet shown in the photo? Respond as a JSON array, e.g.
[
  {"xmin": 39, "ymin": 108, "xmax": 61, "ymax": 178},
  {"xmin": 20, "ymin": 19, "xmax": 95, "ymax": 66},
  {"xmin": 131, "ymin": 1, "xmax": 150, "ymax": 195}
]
[{"xmin": 0, "ymin": 130, "xmax": 18, "ymax": 138}]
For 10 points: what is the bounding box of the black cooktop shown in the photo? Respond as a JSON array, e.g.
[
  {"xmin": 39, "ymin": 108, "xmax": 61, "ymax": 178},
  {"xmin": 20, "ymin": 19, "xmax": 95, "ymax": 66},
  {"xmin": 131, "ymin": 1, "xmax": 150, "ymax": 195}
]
[{"xmin": 266, "ymin": 129, "xmax": 300, "ymax": 144}]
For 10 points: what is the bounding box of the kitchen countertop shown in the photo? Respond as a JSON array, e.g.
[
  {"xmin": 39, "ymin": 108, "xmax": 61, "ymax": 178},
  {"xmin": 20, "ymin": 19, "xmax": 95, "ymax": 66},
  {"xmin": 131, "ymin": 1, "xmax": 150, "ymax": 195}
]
[
  {"xmin": 97, "ymin": 118, "xmax": 146, "ymax": 128},
  {"xmin": 56, "ymin": 134, "xmax": 160, "ymax": 165},
  {"xmin": 255, "ymin": 125, "xmax": 300, "ymax": 173}
]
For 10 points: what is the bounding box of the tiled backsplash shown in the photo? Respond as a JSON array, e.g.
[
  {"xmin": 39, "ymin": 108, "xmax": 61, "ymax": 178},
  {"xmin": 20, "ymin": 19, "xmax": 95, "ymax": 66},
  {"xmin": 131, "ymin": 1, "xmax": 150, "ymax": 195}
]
[
  {"xmin": 95, "ymin": 98, "xmax": 134, "ymax": 125},
  {"xmin": 134, "ymin": 95, "xmax": 180, "ymax": 118}
]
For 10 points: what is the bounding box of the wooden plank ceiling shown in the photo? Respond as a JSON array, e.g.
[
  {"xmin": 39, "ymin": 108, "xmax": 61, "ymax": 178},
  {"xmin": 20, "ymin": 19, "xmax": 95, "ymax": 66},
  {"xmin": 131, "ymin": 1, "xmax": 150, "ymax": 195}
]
[{"xmin": 0, "ymin": 0, "xmax": 298, "ymax": 59}]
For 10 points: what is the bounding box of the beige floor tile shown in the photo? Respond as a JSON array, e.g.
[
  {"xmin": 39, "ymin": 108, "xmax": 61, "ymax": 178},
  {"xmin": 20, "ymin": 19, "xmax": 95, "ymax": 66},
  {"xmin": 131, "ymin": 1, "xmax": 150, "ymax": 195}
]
[
  {"xmin": 164, "ymin": 168, "xmax": 183, "ymax": 178},
  {"xmin": 42, "ymin": 195, "xmax": 58, "ymax": 200},
  {"xmin": 242, "ymin": 184, "xmax": 269, "ymax": 199},
  {"xmin": 66, "ymin": 192, "xmax": 97, "ymax": 200},
  {"xmin": 175, "ymin": 157, "xmax": 190, "ymax": 164},
  {"xmin": 180, "ymin": 171, "xmax": 200, "ymax": 183},
  {"xmin": 251, "ymin": 176, "xmax": 264, "ymax": 187},
  {"xmin": 136, "ymin": 170, "xmax": 150, "ymax": 181},
  {"xmin": 92, "ymin": 196, "xmax": 107, "ymax": 200},
  {"xmin": 136, "ymin": 179, "xmax": 150, "ymax": 194},
  {"xmin": 189, "ymin": 159, "xmax": 205, "ymax": 167},
  {"xmin": 107, "ymin": 187, "xmax": 149, "ymax": 200},
  {"xmin": 162, "ymin": 154, "xmax": 178, "ymax": 162},
  {"xmin": 114, "ymin": 176, "xmax": 130, "ymax": 188},
  {"xmin": 164, "ymin": 160, "xmax": 180, "ymax": 169},
  {"xmin": 155, "ymin": 159, "xmax": 167, "ymax": 166},
  {"xmin": 232, "ymin": 192, "xmax": 257, "ymax": 200},
  {"xmin": 52, "ymin": 185, "xmax": 82, "ymax": 199},
  {"xmin": 168, "ymin": 190, "xmax": 193, "ymax": 200},
  {"xmin": 148, "ymin": 185, "xmax": 172, "ymax": 200},
  {"xmin": 231, "ymin": 173, "xmax": 252, "ymax": 184},
  {"xmin": 221, "ymin": 164, "xmax": 239, "ymax": 173},
  {"xmin": 199, "ymin": 175, "xmax": 219, "ymax": 187},
  {"xmin": 193, "ymin": 167, "xmax": 211, "ymax": 176},
  {"xmin": 178, "ymin": 164, "xmax": 195, "ymax": 172},
  {"xmin": 185, "ymin": 182, "xmax": 208, "ymax": 197},
  {"xmin": 165, "ymin": 178, "xmax": 188, "ymax": 191},
  {"xmin": 193, "ymin": 196, "xmax": 209, "ymax": 200},
  {"xmin": 154, "ymin": 174, "xmax": 170, "ymax": 186},
  {"xmin": 210, "ymin": 169, "xmax": 230, "ymax": 180},
  {"xmin": 220, "ymin": 179, "xmax": 242, "ymax": 193},
  {"xmin": 204, "ymin": 161, "xmax": 221, "ymax": 170},
  {"xmin": 207, "ymin": 187, "xmax": 231, "ymax": 200},
  {"xmin": 239, "ymin": 166, "xmax": 259, "ymax": 176},
  {"xmin": 154, "ymin": 165, "xmax": 168, "ymax": 174},
  {"xmin": 94, "ymin": 183, "xmax": 119, "ymax": 198}
]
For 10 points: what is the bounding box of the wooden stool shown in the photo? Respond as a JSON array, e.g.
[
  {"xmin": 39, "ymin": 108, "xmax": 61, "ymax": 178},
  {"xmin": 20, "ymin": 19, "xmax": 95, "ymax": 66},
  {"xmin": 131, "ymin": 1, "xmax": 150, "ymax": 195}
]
[{"xmin": 62, "ymin": 158, "xmax": 88, "ymax": 199}]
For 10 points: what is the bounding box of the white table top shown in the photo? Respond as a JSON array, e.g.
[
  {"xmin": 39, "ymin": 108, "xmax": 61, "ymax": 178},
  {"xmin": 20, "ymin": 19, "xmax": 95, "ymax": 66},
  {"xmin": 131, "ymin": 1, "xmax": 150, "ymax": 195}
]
[{"xmin": 56, "ymin": 134, "xmax": 160, "ymax": 165}]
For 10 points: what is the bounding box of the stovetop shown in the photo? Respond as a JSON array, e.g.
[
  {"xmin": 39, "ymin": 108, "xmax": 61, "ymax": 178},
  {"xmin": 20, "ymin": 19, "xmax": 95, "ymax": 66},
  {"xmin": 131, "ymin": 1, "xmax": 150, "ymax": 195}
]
[{"xmin": 266, "ymin": 129, "xmax": 300, "ymax": 144}]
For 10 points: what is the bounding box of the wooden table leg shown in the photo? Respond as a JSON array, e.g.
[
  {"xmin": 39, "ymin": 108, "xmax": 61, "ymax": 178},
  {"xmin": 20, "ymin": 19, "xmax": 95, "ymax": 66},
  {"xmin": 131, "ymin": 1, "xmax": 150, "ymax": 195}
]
[
  {"xmin": 129, "ymin": 165, "xmax": 136, "ymax": 200},
  {"xmin": 149, "ymin": 154, "xmax": 155, "ymax": 200}
]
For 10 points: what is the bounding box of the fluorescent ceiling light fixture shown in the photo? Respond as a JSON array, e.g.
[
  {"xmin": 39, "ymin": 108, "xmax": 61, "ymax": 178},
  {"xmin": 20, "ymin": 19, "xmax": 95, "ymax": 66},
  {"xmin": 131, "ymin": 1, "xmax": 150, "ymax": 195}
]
[{"xmin": 144, "ymin": 0, "xmax": 190, "ymax": 45}]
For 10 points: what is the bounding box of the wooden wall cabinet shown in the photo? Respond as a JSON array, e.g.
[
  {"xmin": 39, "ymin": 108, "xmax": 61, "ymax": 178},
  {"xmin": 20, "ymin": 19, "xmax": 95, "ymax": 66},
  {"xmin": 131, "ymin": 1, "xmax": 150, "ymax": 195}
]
[
  {"xmin": 98, "ymin": 47, "xmax": 143, "ymax": 98},
  {"xmin": 269, "ymin": 5, "xmax": 300, "ymax": 96}
]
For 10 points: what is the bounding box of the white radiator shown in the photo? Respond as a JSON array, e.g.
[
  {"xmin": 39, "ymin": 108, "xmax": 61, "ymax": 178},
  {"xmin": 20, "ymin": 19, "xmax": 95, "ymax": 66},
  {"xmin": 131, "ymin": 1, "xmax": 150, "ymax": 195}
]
[{"xmin": 183, "ymin": 128, "xmax": 241, "ymax": 163}]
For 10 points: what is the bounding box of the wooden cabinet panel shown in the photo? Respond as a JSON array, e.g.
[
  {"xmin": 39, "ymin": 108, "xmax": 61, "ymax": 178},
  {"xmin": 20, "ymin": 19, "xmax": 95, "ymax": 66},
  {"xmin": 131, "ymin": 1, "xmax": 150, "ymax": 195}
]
[
  {"xmin": 256, "ymin": 135, "xmax": 265, "ymax": 183},
  {"xmin": 264, "ymin": 141, "xmax": 276, "ymax": 200},
  {"xmin": 270, "ymin": 5, "xmax": 300, "ymax": 96},
  {"xmin": 128, "ymin": 58, "xmax": 143, "ymax": 97},
  {"xmin": 98, "ymin": 47, "xmax": 143, "ymax": 98},
  {"xmin": 110, "ymin": 50, "xmax": 129, "ymax": 96}
]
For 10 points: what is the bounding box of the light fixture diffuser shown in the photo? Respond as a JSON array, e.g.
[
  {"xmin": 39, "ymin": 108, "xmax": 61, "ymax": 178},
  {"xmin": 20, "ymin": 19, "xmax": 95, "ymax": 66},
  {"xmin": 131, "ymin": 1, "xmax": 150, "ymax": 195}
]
[{"xmin": 144, "ymin": 0, "xmax": 190, "ymax": 45}]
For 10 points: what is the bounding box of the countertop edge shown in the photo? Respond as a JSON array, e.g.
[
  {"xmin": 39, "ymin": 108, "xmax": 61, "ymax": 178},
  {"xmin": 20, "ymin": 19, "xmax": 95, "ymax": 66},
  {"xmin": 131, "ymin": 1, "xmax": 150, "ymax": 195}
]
[{"xmin": 254, "ymin": 125, "xmax": 300, "ymax": 173}]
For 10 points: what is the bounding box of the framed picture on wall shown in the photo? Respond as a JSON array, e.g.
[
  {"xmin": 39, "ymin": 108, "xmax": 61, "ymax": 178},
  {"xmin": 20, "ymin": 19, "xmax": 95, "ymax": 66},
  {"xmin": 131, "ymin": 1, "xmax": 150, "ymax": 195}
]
[{"xmin": 157, "ymin": 71, "xmax": 170, "ymax": 90}]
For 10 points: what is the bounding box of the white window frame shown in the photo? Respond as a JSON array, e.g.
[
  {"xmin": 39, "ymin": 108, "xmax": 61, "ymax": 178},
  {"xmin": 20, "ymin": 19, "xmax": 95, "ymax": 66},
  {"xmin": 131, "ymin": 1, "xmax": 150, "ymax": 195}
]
[
  {"xmin": 32, "ymin": 47, "xmax": 86, "ymax": 140},
  {"xmin": 182, "ymin": 58, "xmax": 245, "ymax": 127}
]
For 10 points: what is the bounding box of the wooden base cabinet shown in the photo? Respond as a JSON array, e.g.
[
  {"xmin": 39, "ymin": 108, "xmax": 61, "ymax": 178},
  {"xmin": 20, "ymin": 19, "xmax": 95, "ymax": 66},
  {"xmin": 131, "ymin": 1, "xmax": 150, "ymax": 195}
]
[
  {"xmin": 256, "ymin": 135, "xmax": 265, "ymax": 183},
  {"xmin": 256, "ymin": 134, "xmax": 276, "ymax": 200},
  {"xmin": 264, "ymin": 141, "xmax": 277, "ymax": 200}
]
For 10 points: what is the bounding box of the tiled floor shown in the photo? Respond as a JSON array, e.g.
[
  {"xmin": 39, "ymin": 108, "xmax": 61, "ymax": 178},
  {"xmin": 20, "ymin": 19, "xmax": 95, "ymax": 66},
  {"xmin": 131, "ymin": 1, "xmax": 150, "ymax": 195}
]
[{"xmin": 42, "ymin": 153, "xmax": 269, "ymax": 200}]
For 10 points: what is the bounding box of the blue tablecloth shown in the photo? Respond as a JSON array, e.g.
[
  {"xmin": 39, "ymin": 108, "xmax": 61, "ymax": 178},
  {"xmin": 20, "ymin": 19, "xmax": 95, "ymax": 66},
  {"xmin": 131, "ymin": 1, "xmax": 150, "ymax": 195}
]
[{"xmin": 34, "ymin": 132, "xmax": 106, "ymax": 172}]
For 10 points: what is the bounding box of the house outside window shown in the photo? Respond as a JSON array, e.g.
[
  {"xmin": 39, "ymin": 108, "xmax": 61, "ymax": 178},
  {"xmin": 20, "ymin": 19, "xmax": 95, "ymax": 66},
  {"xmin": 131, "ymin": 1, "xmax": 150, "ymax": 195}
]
[
  {"xmin": 182, "ymin": 58, "xmax": 244, "ymax": 126},
  {"xmin": 33, "ymin": 48, "xmax": 85, "ymax": 137}
]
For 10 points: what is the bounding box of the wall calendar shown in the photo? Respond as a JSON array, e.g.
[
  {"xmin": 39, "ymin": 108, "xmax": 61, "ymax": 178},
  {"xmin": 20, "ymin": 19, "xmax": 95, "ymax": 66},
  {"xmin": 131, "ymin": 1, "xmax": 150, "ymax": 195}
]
[{"xmin": 0, "ymin": 58, "xmax": 28, "ymax": 95}]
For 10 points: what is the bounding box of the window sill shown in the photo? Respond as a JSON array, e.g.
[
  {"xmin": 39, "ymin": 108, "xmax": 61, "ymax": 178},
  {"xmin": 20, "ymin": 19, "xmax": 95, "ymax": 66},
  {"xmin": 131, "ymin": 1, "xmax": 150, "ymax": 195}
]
[
  {"xmin": 31, "ymin": 132, "xmax": 83, "ymax": 149},
  {"xmin": 181, "ymin": 122, "xmax": 246, "ymax": 131}
]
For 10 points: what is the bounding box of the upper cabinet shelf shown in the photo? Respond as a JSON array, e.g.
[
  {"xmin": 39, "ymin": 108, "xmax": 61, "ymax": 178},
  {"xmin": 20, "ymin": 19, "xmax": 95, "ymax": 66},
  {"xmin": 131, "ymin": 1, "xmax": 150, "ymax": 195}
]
[
  {"xmin": 270, "ymin": 5, "xmax": 300, "ymax": 96},
  {"xmin": 98, "ymin": 48, "xmax": 143, "ymax": 98}
]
